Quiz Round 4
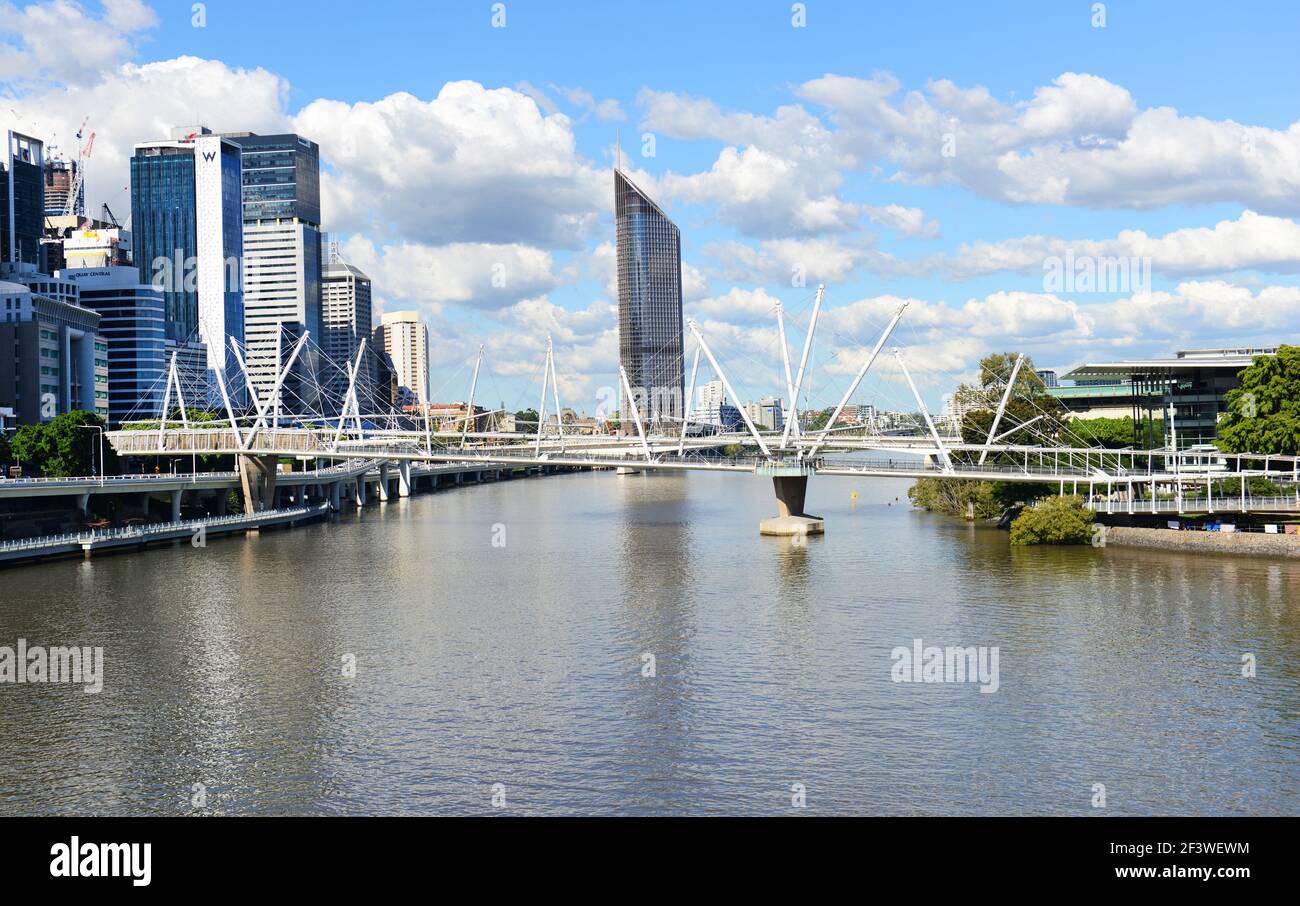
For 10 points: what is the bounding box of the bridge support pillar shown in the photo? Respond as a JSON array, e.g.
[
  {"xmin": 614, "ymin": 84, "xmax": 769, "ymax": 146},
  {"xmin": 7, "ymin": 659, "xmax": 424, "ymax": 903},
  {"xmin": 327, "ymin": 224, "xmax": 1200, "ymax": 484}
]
[
  {"xmin": 76, "ymin": 492, "xmax": 91, "ymax": 514},
  {"xmin": 398, "ymin": 461, "xmax": 411, "ymax": 497},
  {"xmin": 759, "ymin": 473, "xmax": 824, "ymax": 537},
  {"xmin": 238, "ymin": 455, "xmax": 279, "ymax": 514},
  {"xmin": 170, "ymin": 489, "xmax": 183, "ymax": 522},
  {"xmin": 378, "ymin": 464, "xmax": 391, "ymax": 502},
  {"xmin": 355, "ymin": 478, "xmax": 367, "ymax": 507},
  {"xmin": 329, "ymin": 481, "xmax": 342, "ymax": 511}
]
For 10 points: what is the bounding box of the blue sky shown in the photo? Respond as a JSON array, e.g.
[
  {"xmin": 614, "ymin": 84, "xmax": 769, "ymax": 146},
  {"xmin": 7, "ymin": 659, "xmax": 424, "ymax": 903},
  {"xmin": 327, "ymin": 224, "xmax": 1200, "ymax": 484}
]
[{"xmin": 4, "ymin": 0, "xmax": 1299, "ymax": 413}]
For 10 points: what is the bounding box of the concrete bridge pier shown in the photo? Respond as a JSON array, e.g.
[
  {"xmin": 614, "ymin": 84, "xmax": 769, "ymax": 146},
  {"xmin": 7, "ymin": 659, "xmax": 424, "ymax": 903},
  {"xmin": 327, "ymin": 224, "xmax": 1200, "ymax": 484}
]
[
  {"xmin": 398, "ymin": 461, "xmax": 411, "ymax": 497},
  {"xmin": 238, "ymin": 455, "xmax": 279, "ymax": 514},
  {"xmin": 76, "ymin": 492, "xmax": 91, "ymax": 515},
  {"xmin": 378, "ymin": 464, "xmax": 391, "ymax": 502},
  {"xmin": 354, "ymin": 478, "xmax": 368, "ymax": 507},
  {"xmin": 170, "ymin": 489, "xmax": 183, "ymax": 522},
  {"xmin": 329, "ymin": 481, "xmax": 342, "ymax": 511},
  {"xmin": 758, "ymin": 467, "xmax": 824, "ymax": 537}
]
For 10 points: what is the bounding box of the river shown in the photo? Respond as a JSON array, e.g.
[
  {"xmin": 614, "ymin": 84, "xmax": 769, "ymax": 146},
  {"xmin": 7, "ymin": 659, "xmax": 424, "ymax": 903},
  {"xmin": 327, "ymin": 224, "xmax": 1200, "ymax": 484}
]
[{"xmin": 1, "ymin": 468, "xmax": 1297, "ymax": 815}]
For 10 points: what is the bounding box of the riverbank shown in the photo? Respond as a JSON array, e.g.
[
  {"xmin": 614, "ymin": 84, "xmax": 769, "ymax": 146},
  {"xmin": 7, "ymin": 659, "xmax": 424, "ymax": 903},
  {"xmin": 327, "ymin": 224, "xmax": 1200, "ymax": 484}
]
[{"xmin": 1104, "ymin": 524, "xmax": 1300, "ymax": 559}]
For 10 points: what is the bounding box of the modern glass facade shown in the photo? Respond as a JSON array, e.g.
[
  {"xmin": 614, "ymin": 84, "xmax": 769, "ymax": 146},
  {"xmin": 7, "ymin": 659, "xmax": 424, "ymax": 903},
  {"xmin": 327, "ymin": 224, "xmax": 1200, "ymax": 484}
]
[
  {"xmin": 61, "ymin": 266, "xmax": 167, "ymax": 426},
  {"xmin": 130, "ymin": 147, "xmax": 198, "ymax": 337},
  {"xmin": 227, "ymin": 133, "xmax": 321, "ymax": 225},
  {"xmin": 226, "ymin": 133, "xmax": 323, "ymax": 404},
  {"xmin": 615, "ymin": 169, "xmax": 684, "ymax": 425},
  {"xmin": 3, "ymin": 131, "xmax": 46, "ymax": 269}
]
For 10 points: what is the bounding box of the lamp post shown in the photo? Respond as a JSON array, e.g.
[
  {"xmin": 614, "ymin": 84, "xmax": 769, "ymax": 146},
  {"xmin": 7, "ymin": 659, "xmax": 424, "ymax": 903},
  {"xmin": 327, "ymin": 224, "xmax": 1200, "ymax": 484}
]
[{"xmin": 78, "ymin": 423, "xmax": 105, "ymax": 481}]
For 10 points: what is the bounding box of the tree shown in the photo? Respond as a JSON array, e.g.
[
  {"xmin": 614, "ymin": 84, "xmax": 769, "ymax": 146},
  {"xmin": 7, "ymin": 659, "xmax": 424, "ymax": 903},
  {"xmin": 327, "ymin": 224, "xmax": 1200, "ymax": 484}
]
[
  {"xmin": 514, "ymin": 408, "xmax": 539, "ymax": 428},
  {"xmin": 804, "ymin": 407, "xmax": 835, "ymax": 432},
  {"xmin": 1009, "ymin": 495, "xmax": 1095, "ymax": 546},
  {"xmin": 958, "ymin": 352, "xmax": 1064, "ymax": 449},
  {"xmin": 9, "ymin": 423, "xmax": 53, "ymax": 474},
  {"xmin": 0, "ymin": 430, "xmax": 11, "ymax": 470},
  {"xmin": 10, "ymin": 411, "xmax": 112, "ymax": 477},
  {"xmin": 1067, "ymin": 416, "xmax": 1164, "ymax": 449},
  {"xmin": 1217, "ymin": 345, "xmax": 1300, "ymax": 456}
]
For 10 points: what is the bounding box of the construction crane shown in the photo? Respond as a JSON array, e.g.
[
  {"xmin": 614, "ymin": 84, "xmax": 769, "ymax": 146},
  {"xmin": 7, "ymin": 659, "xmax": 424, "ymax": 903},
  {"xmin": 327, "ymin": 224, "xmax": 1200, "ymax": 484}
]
[{"xmin": 62, "ymin": 120, "xmax": 93, "ymax": 219}]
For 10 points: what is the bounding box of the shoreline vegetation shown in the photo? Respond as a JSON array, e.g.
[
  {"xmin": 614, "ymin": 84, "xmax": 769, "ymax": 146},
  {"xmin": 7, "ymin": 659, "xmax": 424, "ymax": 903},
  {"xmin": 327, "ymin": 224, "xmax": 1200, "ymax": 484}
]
[{"xmin": 907, "ymin": 346, "xmax": 1300, "ymax": 546}]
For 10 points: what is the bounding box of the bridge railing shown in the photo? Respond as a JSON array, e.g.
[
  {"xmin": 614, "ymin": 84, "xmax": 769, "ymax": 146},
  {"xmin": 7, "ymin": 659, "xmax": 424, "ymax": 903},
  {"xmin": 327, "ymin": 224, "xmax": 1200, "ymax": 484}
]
[
  {"xmin": 0, "ymin": 471, "xmax": 241, "ymax": 486},
  {"xmin": 0, "ymin": 503, "xmax": 329, "ymax": 553}
]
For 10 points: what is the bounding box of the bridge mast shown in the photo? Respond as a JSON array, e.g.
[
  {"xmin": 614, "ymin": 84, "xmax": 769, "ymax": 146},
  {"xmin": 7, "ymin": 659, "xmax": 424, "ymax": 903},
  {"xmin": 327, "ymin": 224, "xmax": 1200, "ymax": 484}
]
[
  {"xmin": 978, "ymin": 353, "xmax": 1025, "ymax": 465},
  {"xmin": 781, "ymin": 284, "xmax": 823, "ymax": 450},
  {"xmin": 807, "ymin": 302, "xmax": 907, "ymax": 458},
  {"xmin": 894, "ymin": 348, "xmax": 953, "ymax": 473}
]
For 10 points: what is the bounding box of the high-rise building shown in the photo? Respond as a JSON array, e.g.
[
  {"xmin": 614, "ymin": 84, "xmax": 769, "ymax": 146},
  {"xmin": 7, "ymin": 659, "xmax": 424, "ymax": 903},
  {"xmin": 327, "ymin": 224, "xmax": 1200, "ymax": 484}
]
[
  {"xmin": 375, "ymin": 311, "xmax": 428, "ymax": 406},
  {"xmin": 0, "ymin": 274, "xmax": 108, "ymax": 424},
  {"xmin": 43, "ymin": 157, "xmax": 79, "ymax": 217},
  {"xmin": 322, "ymin": 253, "xmax": 375, "ymax": 406},
  {"xmin": 58, "ymin": 265, "xmax": 166, "ymax": 426},
  {"xmin": 614, "ymin": 168, "xmax": 684, "ymax": 427},
  {"xmin": 224, "ymin": 133, "xmax": 323, "ymax": 405},
  {"xmin": 2, "ymin": 130, "xmax": 46, "ymax": 270},
  {"xmin": 744, "ymin": 397, "xmax": 785, "ymax": 432},
  {"xmin": 61, "ymin": 226, "xmax": 132, "ymax": 269},
  {"xmin": 130, "ymin": 126, "xmax": 244, "ymax": 373},
  {"xmin": 690, "ymin": 378, "xmax": 742, "ymax": 432}
]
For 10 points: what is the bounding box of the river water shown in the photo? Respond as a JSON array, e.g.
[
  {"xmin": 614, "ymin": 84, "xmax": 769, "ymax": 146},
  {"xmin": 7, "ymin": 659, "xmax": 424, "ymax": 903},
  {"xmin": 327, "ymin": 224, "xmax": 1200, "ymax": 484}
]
[{"xmin": 1, "ymin": 469, "xmax": 1297, "ymax": 815}]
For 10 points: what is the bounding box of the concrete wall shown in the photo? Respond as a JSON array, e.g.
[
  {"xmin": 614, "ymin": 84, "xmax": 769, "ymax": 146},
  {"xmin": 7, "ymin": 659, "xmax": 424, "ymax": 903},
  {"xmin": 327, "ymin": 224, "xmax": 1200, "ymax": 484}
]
[{"xmin": 1105, "ymin": 525, "xmax": 1300, "ymax": 559}]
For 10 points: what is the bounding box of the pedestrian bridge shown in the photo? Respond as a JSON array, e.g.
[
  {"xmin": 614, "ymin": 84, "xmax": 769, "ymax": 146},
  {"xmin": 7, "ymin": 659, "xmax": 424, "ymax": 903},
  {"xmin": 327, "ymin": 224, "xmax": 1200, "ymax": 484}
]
[{"xmin": 96, "ymin": 283, "xmax": 1299, "ymax": 534}]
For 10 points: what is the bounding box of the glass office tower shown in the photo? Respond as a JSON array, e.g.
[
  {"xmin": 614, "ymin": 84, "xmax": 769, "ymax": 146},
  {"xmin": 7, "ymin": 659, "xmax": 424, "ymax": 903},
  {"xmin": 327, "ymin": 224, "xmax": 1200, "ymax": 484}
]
[
  {"xmin": 614, "ymin": 169, "xmax": 684, "ymax": 426},
  {"xmin": 2, "ymin": 130, "xmax": 46, "ymax": 269},
  {"xmin": 130, "ymin": 128, "xmax": 244, "ymax": 381},
  {"xmin": 130, "ymin": 146, "xmax": 197, "ymax": 337},
  {"xmin": 226, "ymin": 133, "xmax": 323, "ymax": 409}
]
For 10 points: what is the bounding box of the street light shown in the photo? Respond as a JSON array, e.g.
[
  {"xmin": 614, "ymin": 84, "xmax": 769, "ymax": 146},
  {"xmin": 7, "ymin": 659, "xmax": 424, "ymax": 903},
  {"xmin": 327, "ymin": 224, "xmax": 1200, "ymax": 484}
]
[{"xmin": 77, "ymin": 423, "xmax": 105, "ymax": 480}]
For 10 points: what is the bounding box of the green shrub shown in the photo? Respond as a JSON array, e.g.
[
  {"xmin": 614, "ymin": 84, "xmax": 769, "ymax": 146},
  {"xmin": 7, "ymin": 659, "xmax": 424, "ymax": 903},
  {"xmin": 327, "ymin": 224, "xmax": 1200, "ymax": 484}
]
[{"xmin": 1009, "ymin": 494, "xmax": 1096, "ymax": 546}]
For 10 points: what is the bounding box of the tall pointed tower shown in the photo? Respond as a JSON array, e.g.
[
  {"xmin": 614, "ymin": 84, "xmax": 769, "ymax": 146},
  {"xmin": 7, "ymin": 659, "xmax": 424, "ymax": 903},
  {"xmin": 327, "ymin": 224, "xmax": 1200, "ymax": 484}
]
[{"xmin": 614, "ymin": 168, "xmax": 685, "ymax": 427}]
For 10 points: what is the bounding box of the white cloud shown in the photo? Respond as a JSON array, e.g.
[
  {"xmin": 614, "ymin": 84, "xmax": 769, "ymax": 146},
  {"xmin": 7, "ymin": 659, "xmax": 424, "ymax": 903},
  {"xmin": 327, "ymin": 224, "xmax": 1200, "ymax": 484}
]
[
  {"xmin": 4, "ymin": 56, "xmax": 291, "ymax": 217},
  {"xmin": 864, "ymin": 203, "xmax": 939, "ymax": 239},
  {"xmin": 0, "ymin": 0, "xmax": 157, "ymax": 86},
  {"xmin": 340, "ymin": 236, "xmax": 566, "ymax": 310},
  {"xmin": 687, "ymin": 287, "xmax": 783, "ymax": 325},
  {"xmin": 659, "ymin": 145, "xmax": 861, "ymax": 237},
  {"xmin": 704, "ymin": 235, "xmax": 888, "ymax": 286},
  {"xmin": 937, "ymin": 210, "xmax": 1300, "ymax": 280},
  {"xmin": 552, "ymin": 85, "xmax": 626, "ymax": 123},
  {"xmin": 796, "ymin": 70, "xmax": 1300, "ymax": 214},
  {"xmin": 295, "ymin": 81, "xmax": 607, "ymax": 248}
]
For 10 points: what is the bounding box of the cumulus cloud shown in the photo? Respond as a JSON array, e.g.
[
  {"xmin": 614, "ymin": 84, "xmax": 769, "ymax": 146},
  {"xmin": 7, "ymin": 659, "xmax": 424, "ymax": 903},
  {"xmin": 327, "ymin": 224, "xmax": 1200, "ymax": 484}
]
[
  {"xmin": 0, "ymin": 0, "xmax": 157, "ymax": 86},
  {"xmin": 864, "ymin": 204, "xmax": 939, "ymax": 239},
  {"xmin": 295, "ymin": 82, "xmax": 607, "ymax": 248},
  {"xmin": 3, "ymin": 55, "xmax": 291, "ymax": 216},
  {"xmin": 935, "ymin": 210, "xmax": 1300, "ymax": 280},
  {"xmin": 340, "ymin": 236, "xmax": 566, "ymax": 310},
  {"xmin": 796, "ymin": 70, "xmax": 1300, "ymax": 214},
  {"xmin": 704, "ymin": 234, "xmax": 890, "ymax": 286}
]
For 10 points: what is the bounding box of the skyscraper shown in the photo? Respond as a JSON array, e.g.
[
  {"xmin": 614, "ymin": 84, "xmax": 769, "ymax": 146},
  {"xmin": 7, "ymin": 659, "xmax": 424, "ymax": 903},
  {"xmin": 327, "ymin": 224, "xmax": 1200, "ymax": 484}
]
[
  {"xmin": 376, "ymin": 310, "xmax": 428, "ymax": 407},
  {"xmin": 614, "ymin": 168, "xmax": 684, "ymax": 426},
  {"xmin": 59, "ymin": 265, "xmax": 166, "ymax": 427},
  {"xmin": 130, "ymin": 126, "xmax": 244, "ymax": 374},
  {"xmin": 2, "ymin": 129, "xmax": 46, "ymax": 270},
  {"xmin": 224, "ymin": 133, "xmax": 323, "ymax": 404},
  {"xmin": 322, "ymin": 245, "xmax": 376, "ymax": 409}
]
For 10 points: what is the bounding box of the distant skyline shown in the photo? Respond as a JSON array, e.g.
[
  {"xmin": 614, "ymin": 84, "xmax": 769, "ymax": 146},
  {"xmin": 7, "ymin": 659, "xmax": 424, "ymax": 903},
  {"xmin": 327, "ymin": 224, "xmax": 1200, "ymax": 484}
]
[{"xmin": 4, "ymin": 0, "xmax": 1299, "ymax": 413}]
